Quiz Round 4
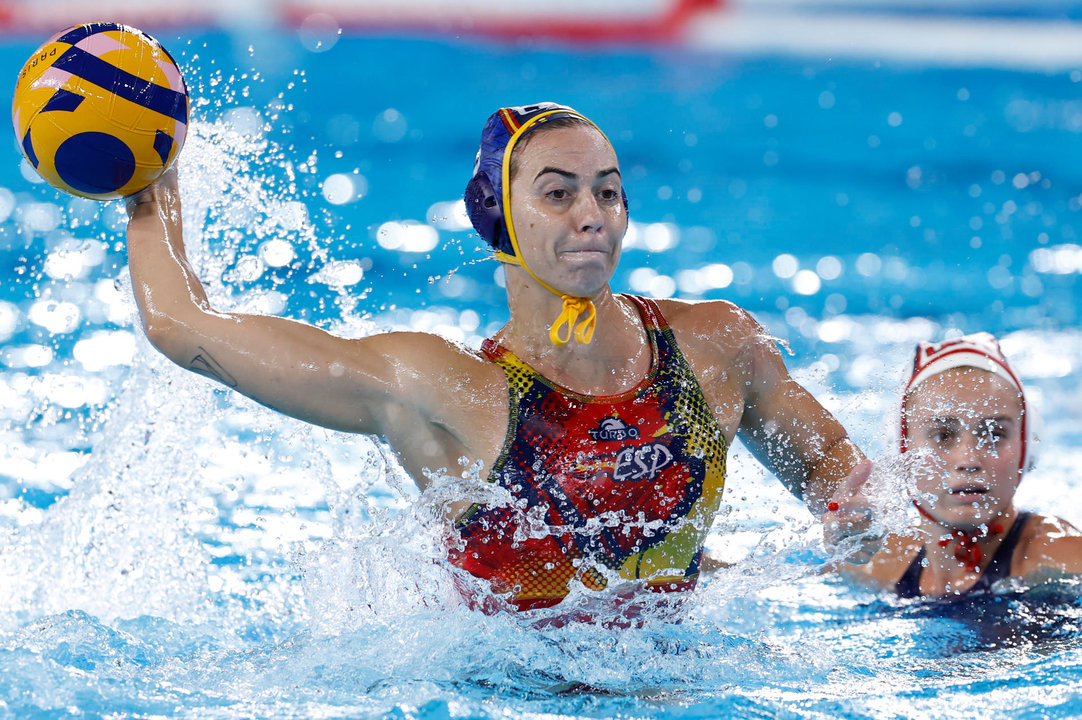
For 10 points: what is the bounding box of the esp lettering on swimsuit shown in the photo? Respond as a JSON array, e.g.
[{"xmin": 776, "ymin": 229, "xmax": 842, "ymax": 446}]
[{"xmin": 613, "ymin": 443, "xmax": 674, "ymax": 482}]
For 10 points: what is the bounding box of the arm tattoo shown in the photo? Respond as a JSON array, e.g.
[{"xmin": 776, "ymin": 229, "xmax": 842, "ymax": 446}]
[{"xmin": 189, "ymin": 346, "xmax": 239, "ymax": 388}]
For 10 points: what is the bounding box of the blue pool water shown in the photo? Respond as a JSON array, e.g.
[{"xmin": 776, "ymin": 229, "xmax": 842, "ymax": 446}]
[{"xmin": 1, "ymin": 26, "xmax": 1082, "ymax": 719}]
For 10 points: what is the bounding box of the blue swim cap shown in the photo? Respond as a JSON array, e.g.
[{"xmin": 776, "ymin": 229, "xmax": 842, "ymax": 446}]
[{"xmin": 464, "ymin": 102, "xmax": 580, "ymax": 256}]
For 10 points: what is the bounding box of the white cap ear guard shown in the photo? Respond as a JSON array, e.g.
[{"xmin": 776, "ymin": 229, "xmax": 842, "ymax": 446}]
[{"xmin": 1023, "ymin": 400, "xmax": 1042, "ymax": 472}]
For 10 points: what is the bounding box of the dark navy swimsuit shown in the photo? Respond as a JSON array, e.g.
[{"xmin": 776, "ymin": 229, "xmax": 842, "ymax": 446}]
[{"xmin": 895, "ymin": 512, "xmax": 1033, "ymax": 598}]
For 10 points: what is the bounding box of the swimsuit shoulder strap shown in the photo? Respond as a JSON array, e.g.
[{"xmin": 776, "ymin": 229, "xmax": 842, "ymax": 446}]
[
  {"xmin": 894, "ymin": 546, "xmax": 926, "ymax": 598},
  {"xmin": 481, "ymin": 337, "xmax": 536, "ymax": 397},
  {"xmin": 622, "ymin": 294, "xmax": 684, "ymax": 370},
  {"xmin": 480, "ymin": 337, "xmax": 509, "ymax": 364},
  {"xmin": 970, "ymin": 511, "xmax": 1033, "ymax": 593},
  {"xmin": 624, "ymin": 293, "xmax": 667, "ymax": 331}
]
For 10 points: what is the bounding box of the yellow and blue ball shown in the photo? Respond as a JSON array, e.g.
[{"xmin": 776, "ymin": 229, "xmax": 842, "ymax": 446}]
[{"xmin": 12, "ymin": 22, "xmax": 189, "ymax": 201}]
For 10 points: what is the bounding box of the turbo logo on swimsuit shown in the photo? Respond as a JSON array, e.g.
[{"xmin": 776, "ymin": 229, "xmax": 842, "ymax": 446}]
[{"xmin": 588, "ymin": 417, "xmax": 641, "ymax": 442}]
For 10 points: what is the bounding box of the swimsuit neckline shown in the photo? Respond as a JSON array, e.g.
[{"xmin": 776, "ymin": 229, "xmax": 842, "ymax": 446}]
[{"xmin": 483, "ymin": 293, "xmax": 660, "ymax": 404}]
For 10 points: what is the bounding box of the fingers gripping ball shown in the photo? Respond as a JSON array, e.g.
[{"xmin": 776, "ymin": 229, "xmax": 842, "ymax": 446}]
[{"xmin": 12, "ymin": 22, "xmax": 189, "ymax": 201}]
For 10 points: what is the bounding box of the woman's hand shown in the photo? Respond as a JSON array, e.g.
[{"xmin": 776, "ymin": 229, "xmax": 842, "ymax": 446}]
[
  {"xmin": 125, "ymin": 166, "xmax": 179, "ymax": 217},
  {"xmin": 822, "ymin": 459, "xmax": 882, "ymax": 564}
]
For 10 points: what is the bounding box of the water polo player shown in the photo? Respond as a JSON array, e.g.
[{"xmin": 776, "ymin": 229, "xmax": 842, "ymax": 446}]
[
  {"xmin": 126, "ymin": 101, "xmax": 877, "ymax": 613},
  {"xmin": 840, "ymin": 332, "xmax": 1082, "ymax": 598}
]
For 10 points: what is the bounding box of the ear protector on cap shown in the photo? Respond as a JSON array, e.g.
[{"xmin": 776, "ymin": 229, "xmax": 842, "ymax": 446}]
[{"xmin": 464, "ymin": 172, "xmax": 506, "ymax": 255}]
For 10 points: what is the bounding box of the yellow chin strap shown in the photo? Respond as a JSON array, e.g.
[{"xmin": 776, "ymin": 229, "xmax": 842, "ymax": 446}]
[
  {"xmin": 497, "ymin": 108, "xmax": 610, "ymax": 347},
  {"xmin": 495, "ymin": 251, "xmax": 596, "ymax": 346}
]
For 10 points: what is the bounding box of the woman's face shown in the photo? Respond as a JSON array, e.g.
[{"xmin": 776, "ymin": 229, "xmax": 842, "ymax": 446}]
[
  {"xmin": 905, "ymin": 367, "xmax": 1024, "ymax": 529},
  {"xmin": 506, "ymin": 125, "xmax": 627, "ymax": 298}
]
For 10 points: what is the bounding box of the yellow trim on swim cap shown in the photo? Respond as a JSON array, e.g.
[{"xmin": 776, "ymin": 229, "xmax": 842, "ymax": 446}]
[{"xmin": 499, "ymin": 109, "xmax": 614, "ymax": 346}]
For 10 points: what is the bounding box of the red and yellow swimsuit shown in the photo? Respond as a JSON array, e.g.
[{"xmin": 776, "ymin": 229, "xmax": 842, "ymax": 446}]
[{"xmin": 448, "ymin": 295, "xmax": 728, "ymax": 611}]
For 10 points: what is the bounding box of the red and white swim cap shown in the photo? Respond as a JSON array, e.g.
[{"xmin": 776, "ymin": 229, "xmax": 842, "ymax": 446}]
[{"xmin": 899, "ymin": 332, "xmax": 1040, "ymax": 472}]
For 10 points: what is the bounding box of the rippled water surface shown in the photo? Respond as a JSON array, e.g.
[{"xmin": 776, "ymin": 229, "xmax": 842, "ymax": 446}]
[{"xmin": 0, "ymin": 28, "xmax": 1081, "ymax": 719}]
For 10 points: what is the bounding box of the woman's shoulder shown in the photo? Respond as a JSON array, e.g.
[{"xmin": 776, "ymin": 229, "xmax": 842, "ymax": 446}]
[
  {"xmin": 1015, "ymin": 512, "xmax": 1082, "ymax": 576},
  {"xmin": 645, "ymin": 296, "xmax": 774, "ymax": 358},
  {"xmin": 647, "ymin": 296, "xmax": 753, "ymax": 330}
]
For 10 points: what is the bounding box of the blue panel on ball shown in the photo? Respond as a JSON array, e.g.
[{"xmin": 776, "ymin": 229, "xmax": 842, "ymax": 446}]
[
  {"xmin": 41, "ymin": 88, "xmax": 85, "ymax": 114},
  {"xmin": 56, "ymin": 22, "xmax": 128, "ymax": 46},
  {"xmin": 54, "ymin": 132, "xmax": 136, "ymax": 195},
  {"xmin": 153, "ymin": 130, "xmax": 174, "ymax": 165},
  {"xmin": 53, "ymin": 47, "xmax": 188, "ymax": 123},
  {"xmin": 21, "ymin": 130, "xmax": 38, "ymax": 167}
]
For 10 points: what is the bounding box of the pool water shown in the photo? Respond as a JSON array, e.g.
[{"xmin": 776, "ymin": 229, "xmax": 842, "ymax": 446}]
[{"xmin": 1, "ymin": 27, "xmax": 1081, "ymax": 719}]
